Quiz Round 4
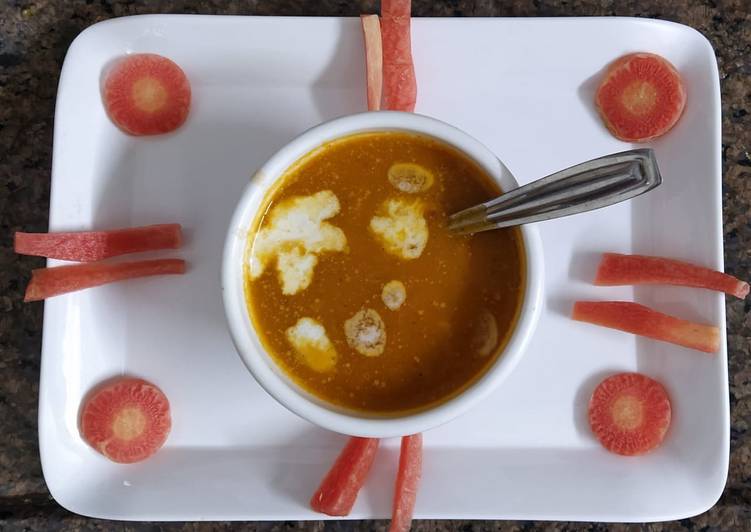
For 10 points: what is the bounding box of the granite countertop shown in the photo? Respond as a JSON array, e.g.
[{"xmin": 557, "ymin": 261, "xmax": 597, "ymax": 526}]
[{"xmin": 1, "ymin": 1, "xmax": 749, "ymax": 530}]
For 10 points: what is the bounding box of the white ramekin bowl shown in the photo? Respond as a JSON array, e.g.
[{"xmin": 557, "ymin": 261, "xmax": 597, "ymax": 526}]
[{"xmin": 222, "ymin": 111, "xmax": 544, "ymax": 438}]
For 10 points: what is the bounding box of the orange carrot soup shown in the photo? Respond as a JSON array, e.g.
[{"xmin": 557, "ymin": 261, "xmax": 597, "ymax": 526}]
[{"xmin": 244, "ymin": 131, "xmax": 525, "ymax": 414}]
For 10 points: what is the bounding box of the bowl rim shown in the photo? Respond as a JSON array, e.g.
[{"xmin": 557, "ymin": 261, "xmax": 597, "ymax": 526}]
[{"xmin": 221, "ymin": 111, "xmax": 544, "ymax": 438}]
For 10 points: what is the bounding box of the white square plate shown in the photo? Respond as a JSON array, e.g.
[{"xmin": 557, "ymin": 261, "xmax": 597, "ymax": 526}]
[{"xmin": 40, "ymin": 15, "xmax": 727, "ymax": 522}]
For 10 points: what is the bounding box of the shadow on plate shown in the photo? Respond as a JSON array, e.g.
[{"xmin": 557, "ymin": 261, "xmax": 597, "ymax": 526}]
[
  {"xmin": 91, "ymin": 117, "xmax": 297, "ymax": 332},
  {"xmin": 567, "ymin": 249, "xmax": 602, "ymax": 285},
  {"xmin": 576, "ymin": 63, "xmax": 609, "ymax": 133},
  {"xmin": 310, "ymin": 18, "xmax": 368, "ymax": 122}
]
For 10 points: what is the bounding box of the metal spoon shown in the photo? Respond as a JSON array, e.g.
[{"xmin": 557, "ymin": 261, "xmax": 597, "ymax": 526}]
[{"xmin": 448, "ymin": 149, "xmax": 662, "ymax": 234}]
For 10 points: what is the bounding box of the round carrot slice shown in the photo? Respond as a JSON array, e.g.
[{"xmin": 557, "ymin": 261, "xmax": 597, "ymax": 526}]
[
  {"xmin": 588, "ymin": 372, "xmax": 671, "ymax": 456},
  {"xmin": 595, "ymin": 53, "xmax": 686, "ymax": 142},
  {"xmin": 103, "ymin": 53, "xmax": 191, "ymax": 135},
  {"xmin": 80, "ymin": 377, "xmax": 171, "ymax": 463}
]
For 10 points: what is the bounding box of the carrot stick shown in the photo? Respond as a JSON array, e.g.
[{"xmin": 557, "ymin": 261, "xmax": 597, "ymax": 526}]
[
  {"xmin": 381, "ymin": 0, "xmax": 417, "ymax": 112},
  {"xmin": 389, "ymin": 433, "xmax": 422, "ymax": 532},
  {"xmin": 572, "ymin": 301, "xmax": 720, "ymax": 353},
  {"xmin": 310, "ymin": 437, "xmax": 380, "ymax": 516},
  {"xmin": 24, "ymin": 259, "xmax": 186, "ymax": 301},
  {"xmin": 361, "ymin": 15, "xmax": 383, "ymax": 111},
  {"xmin": 595, "ymin": 253, "xmax": 749, "ymax": 299},
  {"xmin": 14, "ymin": 224, "xmax": 182, "ymax": 262}
]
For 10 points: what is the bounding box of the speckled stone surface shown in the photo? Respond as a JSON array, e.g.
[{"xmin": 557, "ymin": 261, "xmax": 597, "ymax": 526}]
[{"xmin": 1, "ymin": 0, "xmax": 749, "ymax": 530}]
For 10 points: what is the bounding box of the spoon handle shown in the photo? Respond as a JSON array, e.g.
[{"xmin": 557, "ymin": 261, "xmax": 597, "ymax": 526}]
[{"xmin": 448, "ymin": 149, "xmax": 662, "ymax": 234}]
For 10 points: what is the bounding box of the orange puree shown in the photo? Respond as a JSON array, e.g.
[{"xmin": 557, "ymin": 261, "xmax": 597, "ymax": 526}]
[{"xmin": 245, "ymin": 132, "xmax": 525, "ymax": 414}]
